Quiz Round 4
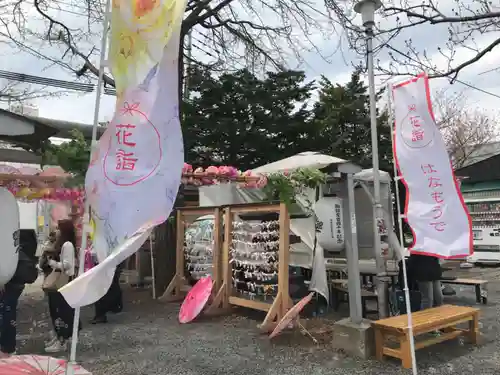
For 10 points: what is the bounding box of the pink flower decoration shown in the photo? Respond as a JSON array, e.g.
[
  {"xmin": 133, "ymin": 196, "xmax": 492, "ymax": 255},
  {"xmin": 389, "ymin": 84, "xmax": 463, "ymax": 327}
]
[
  {"xmin": 202, "ymin": 178, "xmax": 214, "ymax": 185},
  {"xmin": 228, "ymin": 167, "xmax": 239, "ymax": 177},
  {"xmin": 206, "ymin": 166, "xmax": 219, "ymax": 175},
  {"xmin": 183, "ymin": 163, "xmax": 193, "ymax": 173},
  {"xmin": 218, "ymin": 166, "xmax": 229, "ymax": 176},
  {"xmin": 256, "ymin": 175, "xmax": 268, "ymax": 188},
  {"xmin": 220, "ymin": 166, "xmax": 238, "ymax": 177},
  {"xmin": 193, "ymin": 167, "xmax": 205, "ymax": 175}
]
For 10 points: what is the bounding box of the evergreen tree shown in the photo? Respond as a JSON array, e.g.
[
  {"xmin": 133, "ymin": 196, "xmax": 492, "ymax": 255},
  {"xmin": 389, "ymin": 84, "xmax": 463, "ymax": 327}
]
[
  {"xmin": 313, "ymin": 68, "xmax": 392, "ymax": 171},
  {"xmin": 183, "ymin": 67, "xmax": 318, "ymax": 169}
]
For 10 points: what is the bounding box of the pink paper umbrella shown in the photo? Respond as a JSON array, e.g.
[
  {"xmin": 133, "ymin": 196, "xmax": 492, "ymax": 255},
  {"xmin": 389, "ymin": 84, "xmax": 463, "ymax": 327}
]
[
  {"xmin": 0, "ymin": 355, "xmax": 92, "ymax": 375},
  {"xmin": 269, "ymin": 292, "xmax": 314, "ymax": 339},
  {"xmin": 179, "ymin": 275, "xmax": 213, "ymax": 324}
]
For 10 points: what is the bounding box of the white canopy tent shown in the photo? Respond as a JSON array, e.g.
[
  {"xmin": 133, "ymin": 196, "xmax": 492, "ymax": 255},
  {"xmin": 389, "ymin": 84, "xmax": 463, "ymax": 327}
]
[{"xmin": 252, "ymin": 151, "xmax": 347, "ymax": 173}]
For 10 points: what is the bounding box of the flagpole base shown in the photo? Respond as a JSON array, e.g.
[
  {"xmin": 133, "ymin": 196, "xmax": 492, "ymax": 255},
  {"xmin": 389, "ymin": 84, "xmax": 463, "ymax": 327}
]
[{"xmin": 331, "ymin": 318, "xmax": 374, "ymax": 359}]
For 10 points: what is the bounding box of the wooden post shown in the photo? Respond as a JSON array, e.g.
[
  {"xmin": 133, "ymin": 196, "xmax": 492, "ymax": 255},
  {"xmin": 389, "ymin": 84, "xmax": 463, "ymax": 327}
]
[
  {"xmin": 175, "ymin": 210, "xmax": 185, "ymax": 283},
  {"xmin": 469, "ymin": 312, "xmax": 479, "ymax": 344},
  {"xmin": 222, "ymin": 208, "xmax": 233, "ymax": 309},
  {"xmin": 400, "ymin": 332, "xmax": 412, "ymax": 369},
  {"xmin": 212, "ymin": 208, "xmax": 222, "ymax": 291},
  {"xmin": 159, "ymin": 210, "xmax": 185, "ymax": 301},
  {"xmin": 205, "ymin": 207, "xmax": 227, "ymax": 315},
  {"xmin": 278, "ymin": 202, "xmax": 290, "ymax": 318}
]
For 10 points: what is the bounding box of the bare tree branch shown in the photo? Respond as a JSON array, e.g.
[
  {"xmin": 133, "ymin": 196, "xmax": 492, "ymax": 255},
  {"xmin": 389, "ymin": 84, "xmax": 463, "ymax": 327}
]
[
  {"xmin": 328, "ymin": 0, "xmax": 500, "ymax": 81},
  {"xmin": 433, "ymin": 89, "xmax": 499, "ymax": 168},
  {"xmin": 0, "ymin": 79, "xmax": 69, "ymax": 106},
  {"xmin": 0, "ymin": 0, "xmax": 340, "ymax": 88}
]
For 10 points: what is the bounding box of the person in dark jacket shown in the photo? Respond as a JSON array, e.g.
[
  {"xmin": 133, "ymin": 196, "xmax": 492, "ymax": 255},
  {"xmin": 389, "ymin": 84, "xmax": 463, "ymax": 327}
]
[
  {"xmin": 91, "ymin": 263, "xmax": 123, "ymax": 324},
  {"xmin": 409, "ymin": 253, "xmax": 443, "ymax": 309},
  {"xmin": 0, "ymin": 229, "xmax": 40, "ymax": 357},
  {"xmin": 0, "ymin": 247, "xmax": 36, "ymax": 357},
  {"xmin": 0, "ymin": 279, "xmax": 24, "ymax": 357}
]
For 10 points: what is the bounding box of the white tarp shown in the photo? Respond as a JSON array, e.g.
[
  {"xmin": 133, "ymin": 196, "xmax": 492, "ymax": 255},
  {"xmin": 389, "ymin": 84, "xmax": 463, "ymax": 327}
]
[{"xmin": 0, "ymin": 187, "xmax": 19, "ymax": 285}]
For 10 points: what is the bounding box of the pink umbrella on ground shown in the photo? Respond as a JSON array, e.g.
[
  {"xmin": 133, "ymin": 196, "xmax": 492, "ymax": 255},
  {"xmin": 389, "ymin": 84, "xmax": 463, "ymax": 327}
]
[
  {"xmin": 269, "ymin": 292, "xmax": 315, "ymax": 339},
  {"xmin": 0, "ymin": 355, "xmax": 92, "ymax": 374},
  {"xmin": 178, "ymin": 275, "xmax": 213, "ymax": 324}
]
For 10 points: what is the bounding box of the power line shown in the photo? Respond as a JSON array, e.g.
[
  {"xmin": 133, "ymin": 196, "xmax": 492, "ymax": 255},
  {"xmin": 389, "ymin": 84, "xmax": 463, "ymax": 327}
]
[
  {"xmin": 0, "ymin": 70, "xmax": 116, "ymax": 96},
  {"xmin": 381, "ymin": 41, "xmax": 500, "ymax": 100},
  {"xmin": 478, "ymin": 66, "xmax": 500, "ymax": 76}
]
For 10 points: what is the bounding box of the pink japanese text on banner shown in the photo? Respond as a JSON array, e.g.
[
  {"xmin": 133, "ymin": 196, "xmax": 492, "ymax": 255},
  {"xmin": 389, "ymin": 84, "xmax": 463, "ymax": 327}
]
[{"xmin": 392, "ymin": 73, "xmax": 473, "ymax": 259}]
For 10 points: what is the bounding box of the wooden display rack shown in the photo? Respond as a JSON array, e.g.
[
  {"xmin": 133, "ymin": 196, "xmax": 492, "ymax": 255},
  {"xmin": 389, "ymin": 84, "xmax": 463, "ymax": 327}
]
[
  {"xmin": 208, "ymin": 202, "xmax": 292, "ymax": 331},
  {"xmin": 160, "ymin": 206, "xmax": 223, "ymax": 305}
]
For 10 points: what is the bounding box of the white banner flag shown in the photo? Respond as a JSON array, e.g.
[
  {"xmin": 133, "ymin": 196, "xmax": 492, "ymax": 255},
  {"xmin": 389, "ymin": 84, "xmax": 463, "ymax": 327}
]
[
  {"xmin": 61, "ymin": 224, "xmax": 154, "ymax": 307},
  {"xmin": 60, "ymin": 0, "xmax": 187, "ymax": 307},
  {"xmin": 392, "ymin": 73, "xmax": 472, "ymax": 259}
]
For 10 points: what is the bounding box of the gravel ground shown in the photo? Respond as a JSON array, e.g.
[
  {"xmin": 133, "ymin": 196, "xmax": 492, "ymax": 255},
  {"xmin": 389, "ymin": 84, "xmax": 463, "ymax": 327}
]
[{"xmin": 14, "ymin": 265, "xmax": 500, "ymax": 375}]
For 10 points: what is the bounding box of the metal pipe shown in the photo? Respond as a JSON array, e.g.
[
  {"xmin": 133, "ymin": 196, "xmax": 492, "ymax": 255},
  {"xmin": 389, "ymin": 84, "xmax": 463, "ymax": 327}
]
[
  {"xmin": 346, "ymin": 173, "xmax": 363, "ymax": 323},
  {"xmin": 366, "ymin": 27, "xmax": 389, "ymax": 318},
  {"xmin": 68, "ymin": 0, "xmax": 112, "ymax": 366},
  {"xmin": 359, "ymin": 180, "xmax": 418, "ymax": 374}
]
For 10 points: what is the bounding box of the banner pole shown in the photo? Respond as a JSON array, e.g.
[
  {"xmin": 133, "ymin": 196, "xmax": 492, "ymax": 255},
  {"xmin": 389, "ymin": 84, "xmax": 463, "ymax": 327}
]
[
  {"xmin": 68, "ymin": 0, "xmax": 112, "ymax": 366},
  {"xmin": 387, "ymin": 83, "xmax": 418, "ymax": 375},
  {"xmin": 388, "ymin": 85, "xmax": 405, "ymax": 256}
]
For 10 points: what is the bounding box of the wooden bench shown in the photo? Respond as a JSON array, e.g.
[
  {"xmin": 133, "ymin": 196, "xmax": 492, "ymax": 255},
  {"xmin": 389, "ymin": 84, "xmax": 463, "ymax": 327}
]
[
  {"xmin": 372, "ymin": 305, "xmax": 480, "ymax": 369},
  {"xmin": 331, "ymin": 285, "xmax": 379, "ymax": 318},
  {"xmin": 440, "ymin": 278, "xmax": 488, "ymax": 304}
]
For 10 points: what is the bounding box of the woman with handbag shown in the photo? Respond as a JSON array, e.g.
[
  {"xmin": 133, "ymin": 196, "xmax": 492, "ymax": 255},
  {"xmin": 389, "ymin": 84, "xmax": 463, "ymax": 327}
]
[
  {"xmin": 38, "ymin": 231, "xmax": 58, "ymax": 347},
  {"xmin": 43, "ymin": 219, "xmax": 81, "ymax": 353}
]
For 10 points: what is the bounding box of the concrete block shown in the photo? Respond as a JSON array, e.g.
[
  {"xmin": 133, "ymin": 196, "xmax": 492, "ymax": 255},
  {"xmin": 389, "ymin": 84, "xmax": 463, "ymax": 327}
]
[{"xmin": 331, "ymin": 318, "xmax": 374, "ymax": 359}]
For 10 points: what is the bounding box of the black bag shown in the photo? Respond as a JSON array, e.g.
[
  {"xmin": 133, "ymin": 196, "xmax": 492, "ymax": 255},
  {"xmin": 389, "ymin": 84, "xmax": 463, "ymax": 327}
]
[
  {"xmin": 396, "ymin": 290, "xmax": 422, "ymax": 314},
  {"xmin": 11, "ymin": 250, "xmax": 39, "ymax": 285}
]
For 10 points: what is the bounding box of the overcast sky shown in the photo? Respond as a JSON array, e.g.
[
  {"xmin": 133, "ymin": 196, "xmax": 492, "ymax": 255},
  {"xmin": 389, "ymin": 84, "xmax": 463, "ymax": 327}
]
[{"xmin": 0, "ymin": 1, "xmax": 498, "ymax": 125}]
